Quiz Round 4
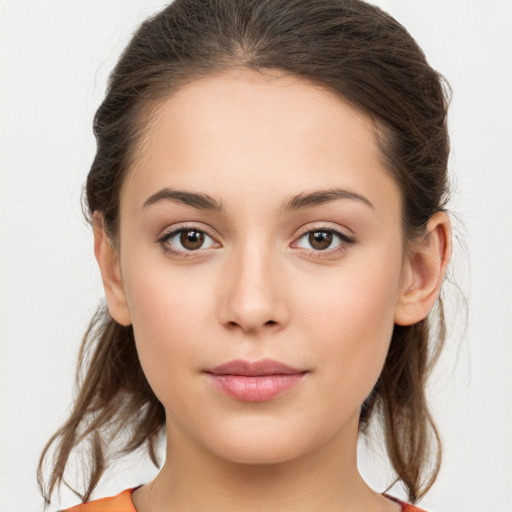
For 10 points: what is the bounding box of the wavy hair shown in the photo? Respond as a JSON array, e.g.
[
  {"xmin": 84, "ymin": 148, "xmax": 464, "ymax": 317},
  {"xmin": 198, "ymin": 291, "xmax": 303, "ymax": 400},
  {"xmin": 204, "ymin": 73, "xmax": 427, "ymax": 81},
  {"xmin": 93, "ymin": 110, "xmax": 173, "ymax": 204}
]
[{"xmin": 39, "ymin": 0, "xmax": 451, "ymax": 505}]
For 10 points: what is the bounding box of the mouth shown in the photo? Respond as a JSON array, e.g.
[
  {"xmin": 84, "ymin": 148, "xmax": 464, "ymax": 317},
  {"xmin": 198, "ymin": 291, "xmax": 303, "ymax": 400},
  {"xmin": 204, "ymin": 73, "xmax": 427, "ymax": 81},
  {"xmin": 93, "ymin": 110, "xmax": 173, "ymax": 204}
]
[{"xmin": 204, "ymin": 359, "xmax": 308, "ymax": 402}]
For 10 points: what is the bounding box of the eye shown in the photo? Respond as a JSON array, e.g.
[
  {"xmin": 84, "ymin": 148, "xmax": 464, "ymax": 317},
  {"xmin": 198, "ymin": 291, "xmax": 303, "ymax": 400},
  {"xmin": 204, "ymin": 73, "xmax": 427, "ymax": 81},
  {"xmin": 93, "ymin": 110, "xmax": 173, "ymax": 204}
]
[
  {"xmin": 157, "ymin": 227, "xmax": 218, "ymax": 255},
  {"xmin": 293, "ymin": 228, "xmax": 355, "ymax": 255}
]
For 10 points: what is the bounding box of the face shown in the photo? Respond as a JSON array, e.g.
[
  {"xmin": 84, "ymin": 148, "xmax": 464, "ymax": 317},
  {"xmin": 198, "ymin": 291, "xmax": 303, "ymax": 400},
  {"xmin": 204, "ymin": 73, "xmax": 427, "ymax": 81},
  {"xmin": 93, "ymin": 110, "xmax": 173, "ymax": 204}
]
[{"xmin": 112, "ymin": 70, "xmax": 409, "ymax": 465}]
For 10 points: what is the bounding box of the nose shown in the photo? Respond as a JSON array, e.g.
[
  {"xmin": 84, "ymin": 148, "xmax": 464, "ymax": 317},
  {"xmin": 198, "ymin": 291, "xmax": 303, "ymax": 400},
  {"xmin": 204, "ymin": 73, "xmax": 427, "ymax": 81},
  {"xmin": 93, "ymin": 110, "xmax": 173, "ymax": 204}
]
[{"xmin": 219, "ymin": 241, "xmax": 289, "ymax": 334}]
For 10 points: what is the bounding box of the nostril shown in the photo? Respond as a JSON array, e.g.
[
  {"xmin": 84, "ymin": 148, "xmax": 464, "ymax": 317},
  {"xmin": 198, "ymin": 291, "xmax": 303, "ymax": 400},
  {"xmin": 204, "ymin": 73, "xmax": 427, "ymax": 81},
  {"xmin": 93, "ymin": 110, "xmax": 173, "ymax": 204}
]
[{"xmin": 265, "ymin": 320, "xmax": 277, "ymax": 326}]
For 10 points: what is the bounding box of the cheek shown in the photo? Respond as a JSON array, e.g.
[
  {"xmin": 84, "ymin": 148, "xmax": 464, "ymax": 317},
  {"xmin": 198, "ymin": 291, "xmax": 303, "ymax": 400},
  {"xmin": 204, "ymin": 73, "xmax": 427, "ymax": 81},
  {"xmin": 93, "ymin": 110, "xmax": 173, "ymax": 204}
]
[
  {"xmin": 122, "ymin": 262, "xmax": 215, "ymax": 400},
  {"xmin": 295, "ymin": 250, "xmax": 402, "ymax": 401},
  {"xmin": 120, "ymin": 226, "xmax": 404, "ymax": 421}
]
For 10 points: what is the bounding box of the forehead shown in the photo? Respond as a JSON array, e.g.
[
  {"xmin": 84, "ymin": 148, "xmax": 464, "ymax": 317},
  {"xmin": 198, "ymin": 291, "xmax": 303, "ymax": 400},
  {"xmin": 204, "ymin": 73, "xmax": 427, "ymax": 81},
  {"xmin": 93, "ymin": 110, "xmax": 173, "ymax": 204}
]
[{"xmin": 122, "ymin": 69, "xmax": 400, "ymax": 218}]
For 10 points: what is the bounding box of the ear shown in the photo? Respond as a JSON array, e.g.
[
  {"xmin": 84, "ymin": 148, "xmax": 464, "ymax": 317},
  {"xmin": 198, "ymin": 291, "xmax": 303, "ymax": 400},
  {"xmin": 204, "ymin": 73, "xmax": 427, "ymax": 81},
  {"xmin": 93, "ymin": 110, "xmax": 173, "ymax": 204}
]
[
  {"xmin": 394, "ymin": 212, "xmax": 452, "ymax": 326},
  {"xmin": 93, "ymin": 212, "xmax": 132, "ymax": 326}
]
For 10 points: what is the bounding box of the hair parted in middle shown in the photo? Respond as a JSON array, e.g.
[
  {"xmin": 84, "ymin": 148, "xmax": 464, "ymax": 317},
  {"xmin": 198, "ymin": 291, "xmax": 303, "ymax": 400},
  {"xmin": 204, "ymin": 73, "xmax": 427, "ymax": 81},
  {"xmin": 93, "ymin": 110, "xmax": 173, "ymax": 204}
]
[{"xmin": 38, "ymin": 0, "xmax": 451, "ymax": 506}]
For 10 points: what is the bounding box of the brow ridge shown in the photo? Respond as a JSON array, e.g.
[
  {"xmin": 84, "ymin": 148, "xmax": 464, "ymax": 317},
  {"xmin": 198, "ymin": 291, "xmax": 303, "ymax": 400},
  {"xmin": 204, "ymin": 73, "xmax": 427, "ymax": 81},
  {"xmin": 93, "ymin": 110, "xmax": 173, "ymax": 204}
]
[
  {"xmin": 283, "ymin": 188, "xmax": 374, "ymax": 212},
  {"xmin": 143, "ymin": 188, "xmax": 223, "ymax": 211},
  {"xmin": 143, "ymin": 186, "xmax": 372, "ymax": 213}
]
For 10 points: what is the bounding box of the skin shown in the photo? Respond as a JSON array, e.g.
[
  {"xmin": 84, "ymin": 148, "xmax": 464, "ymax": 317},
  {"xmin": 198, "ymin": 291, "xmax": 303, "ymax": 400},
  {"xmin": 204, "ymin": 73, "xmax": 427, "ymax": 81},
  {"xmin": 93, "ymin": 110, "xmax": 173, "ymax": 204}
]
[{"xmin": 95, "ymin": 69, "xmax": 451, "ymax": 512}]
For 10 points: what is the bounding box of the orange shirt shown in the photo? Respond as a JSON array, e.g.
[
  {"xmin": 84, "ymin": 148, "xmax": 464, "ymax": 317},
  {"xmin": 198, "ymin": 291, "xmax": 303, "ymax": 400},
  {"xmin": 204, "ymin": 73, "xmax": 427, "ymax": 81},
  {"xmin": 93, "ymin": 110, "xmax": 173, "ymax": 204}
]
[
  {"xmin": 62, "ymin": 488, "xmax": 136, "ymax": 512},
  {"xmin": 62, "ymin": 487, "xmax": 427, "ymax": 512}
]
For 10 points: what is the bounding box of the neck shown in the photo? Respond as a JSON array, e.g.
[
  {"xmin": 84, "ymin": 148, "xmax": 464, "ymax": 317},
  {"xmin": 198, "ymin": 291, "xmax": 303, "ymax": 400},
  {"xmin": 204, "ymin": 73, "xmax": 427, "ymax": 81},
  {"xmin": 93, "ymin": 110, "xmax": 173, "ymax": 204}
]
[{"xmin": 133, "ymin": 416, "xmax": 398, "ymax": 512}]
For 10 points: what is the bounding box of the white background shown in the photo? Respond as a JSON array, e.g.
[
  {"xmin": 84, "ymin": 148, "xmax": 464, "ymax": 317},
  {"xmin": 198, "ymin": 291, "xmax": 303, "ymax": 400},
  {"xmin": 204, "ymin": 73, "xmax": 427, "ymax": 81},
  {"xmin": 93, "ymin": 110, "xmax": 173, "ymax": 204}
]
[{"xmin": 1, "ymin": 1, "xmax": 511, "ymax": 511}]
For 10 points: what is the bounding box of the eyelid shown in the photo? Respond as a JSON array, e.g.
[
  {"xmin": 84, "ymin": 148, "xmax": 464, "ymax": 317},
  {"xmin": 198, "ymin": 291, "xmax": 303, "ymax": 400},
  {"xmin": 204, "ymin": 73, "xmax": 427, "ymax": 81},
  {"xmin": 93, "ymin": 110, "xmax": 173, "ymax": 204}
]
[
  {"xmin": 155, "ymin": 222, "xmax": 222, "ymax": 257},
  {"xmin": 154, "ymin": 221, "xmax": 356, "ymax": 259},
  {"xmin": 294, "ymin": 221, "xmax": 356, "ymax": 243},
  {"xmin": 157, "ymin": 222, "xmax": 219, "ymax": 241},
  {"xmin": 291, "ymin": 223, "xmax": 357, "ymax": 258}
]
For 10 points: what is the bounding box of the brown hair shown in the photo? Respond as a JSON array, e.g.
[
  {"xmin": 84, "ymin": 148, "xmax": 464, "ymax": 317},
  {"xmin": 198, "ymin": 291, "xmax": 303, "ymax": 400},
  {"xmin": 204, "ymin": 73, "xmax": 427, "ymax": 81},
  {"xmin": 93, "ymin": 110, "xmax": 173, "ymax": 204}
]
[{"xmin": 38, "ymin": 0, "xmax": 451, "ymax": 506}]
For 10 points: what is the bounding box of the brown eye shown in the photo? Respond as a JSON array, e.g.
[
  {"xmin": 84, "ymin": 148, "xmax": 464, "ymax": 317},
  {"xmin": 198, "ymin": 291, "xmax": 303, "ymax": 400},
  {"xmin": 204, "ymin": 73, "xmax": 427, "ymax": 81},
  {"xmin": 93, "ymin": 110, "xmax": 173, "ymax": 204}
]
[
  {"xmin": 179, "ymin": 230, "xmax": 205, "ymax": 250},
  {"xmin": 158, "ymin": 227, "xmax": 218, "ymax": 255},
  {"xmin": 293, "ymin": 228, "xmax": 354, "ymax": 256},
  {"xmin": 308, "ymin": 231, "xmax": 333, "ymax": 250}
]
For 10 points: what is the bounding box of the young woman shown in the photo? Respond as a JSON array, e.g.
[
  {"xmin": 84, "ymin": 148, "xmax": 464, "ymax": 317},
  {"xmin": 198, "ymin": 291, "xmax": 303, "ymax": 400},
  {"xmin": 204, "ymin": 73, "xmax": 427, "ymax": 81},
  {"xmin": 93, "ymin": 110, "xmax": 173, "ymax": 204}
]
[{"xmin": 38, "ymin": 1, "xmax": 452, "ymax": 510}]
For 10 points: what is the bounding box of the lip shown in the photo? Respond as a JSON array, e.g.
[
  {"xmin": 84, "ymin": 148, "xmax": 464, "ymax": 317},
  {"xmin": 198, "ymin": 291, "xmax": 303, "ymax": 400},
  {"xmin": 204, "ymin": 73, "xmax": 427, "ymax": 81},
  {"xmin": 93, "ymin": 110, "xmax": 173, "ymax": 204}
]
[{"xmin": 204, "ymin": 359, "xmax": 308, "ymax": 402}]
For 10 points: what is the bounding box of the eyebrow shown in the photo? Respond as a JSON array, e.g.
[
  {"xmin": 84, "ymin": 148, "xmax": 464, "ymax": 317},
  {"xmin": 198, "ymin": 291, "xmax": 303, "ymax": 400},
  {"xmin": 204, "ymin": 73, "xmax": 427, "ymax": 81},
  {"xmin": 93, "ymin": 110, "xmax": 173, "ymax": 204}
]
[
  {"xmin": 282, "ymin": 188, "xmax": 374, "ymax": 212},
  {"xmin": 143, "ymin": 188, "xmax": 223, "ymax": 211},
  {"xmin": 142, "ymin": 186, "xmax": 373, "ymax": 213}
]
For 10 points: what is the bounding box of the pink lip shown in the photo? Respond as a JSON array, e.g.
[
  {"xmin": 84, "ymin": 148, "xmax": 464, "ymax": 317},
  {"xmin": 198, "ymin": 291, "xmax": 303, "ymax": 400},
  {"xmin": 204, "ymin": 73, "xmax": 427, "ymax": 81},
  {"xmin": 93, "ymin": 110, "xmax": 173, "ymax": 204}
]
[{"xmin": 205, "ymin": 359, "xmax": 308, "ymax": 402}]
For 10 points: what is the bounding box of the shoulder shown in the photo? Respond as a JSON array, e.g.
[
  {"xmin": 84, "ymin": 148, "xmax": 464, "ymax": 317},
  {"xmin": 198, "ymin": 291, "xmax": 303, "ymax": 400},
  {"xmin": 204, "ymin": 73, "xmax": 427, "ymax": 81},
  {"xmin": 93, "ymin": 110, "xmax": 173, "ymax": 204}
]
[
  {"xmin": 60, "ymin": 488, "xmax": 427, "ymax": 512},
  {"xmin": 384, "ymin": 494, "xmax": 428, "ymax": 512},
  {"xmin": 401, "ymin": 504, "xmax": 428, "ymax": 512},
  {"xmin": 60, "ymin": 488, "xmax": 137, "ymax": 512}
]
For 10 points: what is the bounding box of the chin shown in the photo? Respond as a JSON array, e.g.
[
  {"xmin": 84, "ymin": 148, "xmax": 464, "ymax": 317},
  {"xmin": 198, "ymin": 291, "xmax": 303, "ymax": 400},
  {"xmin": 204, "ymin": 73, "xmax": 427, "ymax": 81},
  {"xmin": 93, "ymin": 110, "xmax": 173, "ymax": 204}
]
[
  {"xmin": 198, "ymin": 418, "xmax": 332, "ymax": 467},
  {"xmin": 214, "ymin": 439, "xmax": 303, "ymax": 466}
]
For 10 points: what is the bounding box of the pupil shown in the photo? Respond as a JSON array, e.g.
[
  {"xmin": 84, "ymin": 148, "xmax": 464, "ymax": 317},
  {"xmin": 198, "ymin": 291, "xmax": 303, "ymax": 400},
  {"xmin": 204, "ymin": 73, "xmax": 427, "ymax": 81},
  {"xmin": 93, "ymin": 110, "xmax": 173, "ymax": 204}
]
[
  {"xmin": 180, "ymin": 230, "xmax": 204, "ymax": 250},
  {"xmin": 309, "ymin": 231, "xmax": 332, "ymax": 250}
]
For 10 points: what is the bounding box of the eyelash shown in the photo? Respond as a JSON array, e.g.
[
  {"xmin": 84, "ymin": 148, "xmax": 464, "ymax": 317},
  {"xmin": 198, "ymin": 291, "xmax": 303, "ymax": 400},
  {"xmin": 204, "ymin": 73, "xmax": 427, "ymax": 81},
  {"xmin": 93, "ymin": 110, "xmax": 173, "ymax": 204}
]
[
  {"xmin": 155, "ymin": 224, "xmax": 356, "ymax": 259},
  {"xmin": 292, "ymin": 226, "xmax": 356, "ymax": 258},
  {"xmin": 155, "ymin": 223, "xmax": 220, "ymax": 259}
]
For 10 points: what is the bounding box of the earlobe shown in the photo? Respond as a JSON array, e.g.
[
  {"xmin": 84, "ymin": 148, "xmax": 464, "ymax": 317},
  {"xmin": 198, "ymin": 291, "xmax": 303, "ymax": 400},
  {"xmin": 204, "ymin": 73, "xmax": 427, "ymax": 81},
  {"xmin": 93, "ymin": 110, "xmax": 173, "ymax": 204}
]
[
  {"xmin": 394, "ymin": 212, "xmax": 452, "ymax": 326},
  {"xmin": 92, "ymin": 212, "xmax": 132, "ymax": 326}
]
